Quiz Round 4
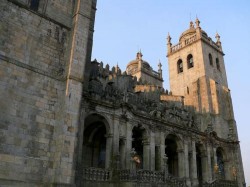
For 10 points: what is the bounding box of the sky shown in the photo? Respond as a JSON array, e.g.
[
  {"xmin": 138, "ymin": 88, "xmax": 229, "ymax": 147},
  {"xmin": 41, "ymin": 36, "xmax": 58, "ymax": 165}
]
[{"xmin": 92, "ymin": 0, "xmax": 250, "ymax": 185}]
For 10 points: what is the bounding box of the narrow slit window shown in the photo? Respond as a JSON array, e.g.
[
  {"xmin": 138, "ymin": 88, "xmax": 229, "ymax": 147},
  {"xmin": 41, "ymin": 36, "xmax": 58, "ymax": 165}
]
[
  {"xmin": 30, "ymin": 0, "xmax": 40, "ymax": 11},
  {"xmin": 209, "ymin": 53, "xmax": 213, "ymax": 66},
  {"xmin": 216, "ymin": 58, "xmax": 220, "ymax": 71}
]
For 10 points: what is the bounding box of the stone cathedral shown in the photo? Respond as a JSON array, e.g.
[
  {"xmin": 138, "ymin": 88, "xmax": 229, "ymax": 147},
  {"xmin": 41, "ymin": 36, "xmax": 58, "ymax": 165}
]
[{"xmin": 0, "ymin": 0, "xmax": 246, "ymax": 187}]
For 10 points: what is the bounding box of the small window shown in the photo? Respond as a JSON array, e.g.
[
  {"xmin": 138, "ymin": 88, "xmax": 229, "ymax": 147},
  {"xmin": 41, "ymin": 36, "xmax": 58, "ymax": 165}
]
[
  {"xmin": 209, "ymin": 53, "xmax": 213, "ymax": 66},
  {"xmin": 216, "ymin": 58, "xmax": 220, "ymax": 71},
  {"xmin": 187, "ymin": 54, "xmax": 194, "ymax": 69},
  {"xmin": 30, "ymin": 0, "xmax": 40, "ymax": 11},
  {"xmin": 177, "ymin": 59, "xmax": 183, "ymax": 73}
]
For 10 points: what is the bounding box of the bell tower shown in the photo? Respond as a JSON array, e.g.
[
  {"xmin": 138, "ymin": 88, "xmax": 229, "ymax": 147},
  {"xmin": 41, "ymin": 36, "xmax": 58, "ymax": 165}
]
[{"xmin": 167, "ymin": 19, "xmax": 235, "ymax": 138}]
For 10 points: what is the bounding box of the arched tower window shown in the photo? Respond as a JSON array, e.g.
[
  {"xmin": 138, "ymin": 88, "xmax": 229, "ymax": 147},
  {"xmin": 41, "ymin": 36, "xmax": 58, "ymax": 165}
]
[
  {"xmin": 209, "ymin": 53, "xmax": 213, "ymax": 66},
  {"xmin": 177, "ymin": 59, "xmax": 183, "ymax": 73},
  {"xmin": 30, "ymin": 0, "xmax": 40, "ymax": 11},
  {"xmin": 187, "ymin": 54, "xmax": 194, "ymax": 69},
  {"xmin": 216, "ymin": 58, "xmax": 220, "ymax": 71}
]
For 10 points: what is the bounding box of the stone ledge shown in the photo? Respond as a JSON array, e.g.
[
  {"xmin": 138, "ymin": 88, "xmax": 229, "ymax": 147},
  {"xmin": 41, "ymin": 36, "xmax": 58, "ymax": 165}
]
[{"xmin": 0, "ymin": 54, "xmax": 66, "ymax": 82}]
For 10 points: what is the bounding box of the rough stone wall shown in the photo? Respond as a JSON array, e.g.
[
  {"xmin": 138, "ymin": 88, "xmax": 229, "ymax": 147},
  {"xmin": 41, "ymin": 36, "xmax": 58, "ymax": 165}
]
[
  {"xmin": 0, "ymin": 0, "xmax": 94, "ymax": 186},
  {"xmin": 0, "ymin": 0, "xmax": 70, "ymax": 78},
  {"xmin": 0, "ymin": 0, "xmax": 71, "ymax": 185},
  {"xmin": 0, "ymin": 60, "xmax": 64, "ymax": 185}
]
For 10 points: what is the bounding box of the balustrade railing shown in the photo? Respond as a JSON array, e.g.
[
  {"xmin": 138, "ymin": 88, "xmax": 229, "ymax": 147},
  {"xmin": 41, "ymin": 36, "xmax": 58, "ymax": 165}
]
[
  {"xmin": 83, "ymin": 168, "xmax": 185, "ymax": 185},
  {"xmin": 171, "ymin": 43, "xmax": 183, "ymax": 53},
  {"xmin": 204, "ymin": 179, "xmax": 238, "ymax": 187},
  {"xmin": 119, "ymin": 169, "xmax": 185, "ymax": 186},
  {"xmin": 83, "ymin": 167, "xmax": 111, "ymax": 181},
  {"xmin": 184, "ymin": 35, "xmax": 196, "ymax": 45}
]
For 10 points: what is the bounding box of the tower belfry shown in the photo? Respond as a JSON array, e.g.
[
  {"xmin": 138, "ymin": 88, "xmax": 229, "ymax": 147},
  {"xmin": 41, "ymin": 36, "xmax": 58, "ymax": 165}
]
[{"xmin": 167, "ymin": 19, "xmax": 229, "ymax": 116}]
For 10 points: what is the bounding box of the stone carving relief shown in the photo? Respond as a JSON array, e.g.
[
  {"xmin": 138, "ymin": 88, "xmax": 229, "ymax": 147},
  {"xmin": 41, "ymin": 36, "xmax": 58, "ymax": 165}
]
[{"xmin": 85, "ymin": 60, "xmax": 199, "ymax": 130}]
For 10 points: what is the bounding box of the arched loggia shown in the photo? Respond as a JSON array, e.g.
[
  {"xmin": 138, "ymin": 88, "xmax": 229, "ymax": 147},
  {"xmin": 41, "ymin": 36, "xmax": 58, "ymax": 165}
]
[
  {"xmin": 82, "ymin": 114, "xmax": 111, "ymax": 169},
  {"xmin": 131, "ymin": 124, "xmax": 149, "ymax": 169},
  {"xmin": 196, "ymin": 143, "xmax": 207, "ymax": 186},
  {"xmin": 165, "ymin": 134, "xmax": 183, "ymax": 177}
]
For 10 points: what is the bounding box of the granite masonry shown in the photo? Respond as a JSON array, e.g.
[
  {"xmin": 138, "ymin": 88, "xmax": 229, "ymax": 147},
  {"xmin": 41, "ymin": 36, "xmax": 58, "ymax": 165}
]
[{"xmin": 0, "ymin": 0, "xmax": 245, "ymax": 187}]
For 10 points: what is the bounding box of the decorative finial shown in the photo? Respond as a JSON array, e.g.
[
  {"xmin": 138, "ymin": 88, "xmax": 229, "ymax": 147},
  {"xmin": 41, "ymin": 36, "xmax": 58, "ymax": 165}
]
[
  {"xmin": 158, "ymin": 60, "xmax": 162, "ymax": 79},
  {"xmin": 136, "ymin": 50, "xmax": 143, "ymax": 60},
  {"xmin": 215, "ymin": 32, "xmax": 222, "ymax": 49},
  {"xmin": 215, "ymin": 32, "xmax": 220, "ymax": 42},
  {"xmin": 190, "ymin": 21, "xmax": 194, "ymax": 28},
  {"xmin": 167, "ymin": 32, "xmax": 171, "ymax": 44},
  {"xmin": 158, "ymin": 60, "xmax": 162, "ymax": 70},
  {"xmin": 195, "ymin": 17, "xmax": 200, "ymax": 28}
]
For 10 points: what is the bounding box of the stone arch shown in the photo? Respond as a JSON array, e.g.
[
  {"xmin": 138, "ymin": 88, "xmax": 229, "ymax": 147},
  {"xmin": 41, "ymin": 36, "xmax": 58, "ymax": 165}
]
[
  {"xmin": 131, "ymin": 122, "xmax": 150, "ymax": 138},
  {"xmin": 165, "ymin": 133, "xmax": 184, "ymax": 177},
  {"xmin": 187, "ymin": 54, "xmax": 194, "ymax": 69},
  {"xmin": 131, "ymin": 123, "xmax": 149, "ymax": 169},
  {"xmin": 85, "ymin": 112, "xmax": 112, "ymax": 134},
  {"xmin": 164, "ymin": 133, "xmax": 183, "ymax": 150},
  {"xmin": 196, "ymin": 142, "xmax": 207, "ymax": 185},
  {"xmin": 177, "ymin": 59, "xmax": 183, "ymax": 73},
  {"xmin": 82, "ymin": 113, "xmax": 111, "ymax": 169}
]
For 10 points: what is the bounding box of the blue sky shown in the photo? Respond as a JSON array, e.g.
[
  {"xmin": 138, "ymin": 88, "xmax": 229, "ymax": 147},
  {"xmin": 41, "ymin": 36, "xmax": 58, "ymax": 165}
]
[{"xmin": 92, "ymin": 0, "xmax": 250, "ymax": 185}]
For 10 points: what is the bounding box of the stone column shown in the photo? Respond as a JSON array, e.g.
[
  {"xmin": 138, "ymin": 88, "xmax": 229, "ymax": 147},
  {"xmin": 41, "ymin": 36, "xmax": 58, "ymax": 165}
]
[
  {"xmin": 125, "ymin": 122, "xmax": 132, "ymax": 169},
  {"xmin": 213, "ymin": 147, "xmax": 218, "ymax": 179},
  {"xmin": 206, "ymin": 145, "xmax": 212, "ymax": 182},
  {"xmin": 149, "ymin": 131, "xmax": 155, "ymax": 170},
  {"xmin": 177, "ymin": 148, "xmax": 185, "ymax": 178},
  {"xmin": 191, "ymin": 141, "xmax": 198, "ymax": 186},
  {"xmin": 201, "ymin": 151, "xmax": 208, "ymax": 183},
  {"xmin": 119, "ymin": 138, "xmax": 126, "ymax": 169},
  {"xmin": 224, "ymin": 160, "xmax": 230, "ymax": 180},
  {"xmin": 105, "ymin": 134, "xmax": 113, "ymax": 169},
  {"xmin": 112, "ymin": 117, "xmax": 120, "ymax": 156},
  {"xmin": 143, "ymin": 137, "xmax": 150, "ymax": 170},
  {"xmin": 160, "ymin": 132, "xmax": 166, "ymax": 171},
  {"xmin": 184, "ymin": 142, "xmax": 191, "ymax": 187}
]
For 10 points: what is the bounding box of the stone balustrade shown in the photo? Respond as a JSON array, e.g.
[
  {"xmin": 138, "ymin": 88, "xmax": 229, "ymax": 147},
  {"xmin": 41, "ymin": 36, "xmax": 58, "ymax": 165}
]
[
  {"xmin": 83, "ymin": 167, "xmax": 111, "ymax": 181},
  {"xmin": 204, "ymin": 179, "xmax": 238, "ymax": 187},
  {"xmin": 170, "ymin": 35, "xmax": 197, "ymax": 53},
  {"xmin": 184, "ymin": 35, "xmax": 197, "ymax": 45},
  {"xmin": 171, "ymin": 42, "xmax": 183, "ymax": 53},
  {"xmin": 83, "ymin": 167, "xmax": 238, "ymax": 187},
  {"xmin": 118, "ymin": 169, "xmax": 186, "ymax": 186}
]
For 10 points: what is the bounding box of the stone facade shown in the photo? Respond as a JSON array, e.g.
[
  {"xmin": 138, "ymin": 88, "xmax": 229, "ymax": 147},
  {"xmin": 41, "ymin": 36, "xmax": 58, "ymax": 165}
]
[{"xmin": 0, "ymin": 1, "xmax": 245, "ymax": 187}]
